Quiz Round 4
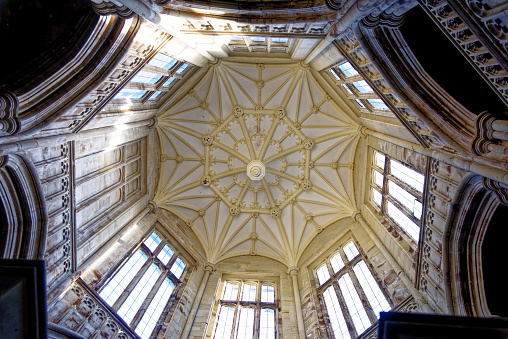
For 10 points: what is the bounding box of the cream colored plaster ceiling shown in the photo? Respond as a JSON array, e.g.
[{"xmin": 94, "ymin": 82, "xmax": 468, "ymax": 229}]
[{"xmin": 155, "ymin": 60, "xmax": 360, "ymax": 266}]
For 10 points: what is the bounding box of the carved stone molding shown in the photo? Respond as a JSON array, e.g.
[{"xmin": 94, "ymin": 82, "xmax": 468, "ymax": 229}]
[
  {"xmin": 0, "ymin": 91, "xmax": 20, "ymax": 136},
  {"xmin": 355, "ymin": 19, "xmax": 477, "ymax": 154},
  {"xmin": 325, "ymin": 0, "xmax": 347, "ymax": 11},
  {"xmin": 91, "ymin": 1, "xmax": 135, "ymax": 19},
  {"xmin": 360, "ymin": 12, "xmax": 406, "ymax": 28},
  {"xmin": 472, "ymin": 111, "xmax": 508, "ymax": 159},
  {"xmin": 483, "ymin": 177, "xmax": 508, "ymax": 205},
  {"xmin": 420, "ymin": 0, "xmax": 508, "ymax": 106},
  {"xmin": 0, "ymin": 154, "xmax": 47, "ymax": 259}
]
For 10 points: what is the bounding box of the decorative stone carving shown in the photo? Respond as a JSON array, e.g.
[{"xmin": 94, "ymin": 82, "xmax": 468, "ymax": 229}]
[
  {"xmin": 0, "ymin": 91, "xmax": 20, "ymax": 136},
  {"xmin": 202, "ymin": 135, "xmax": 214, "ymax": 146},
  {"xmin": 91, "ymin": 1, "xmax": 135, "ymax": 18},
  {"xmin": 275, "ymin": 108, "xmax": 286, "ymax": 119},
  {"xmin": 303, "ymin": 138, "xmax": 315, "ymax": 150},
  {"xmin": 270, "ymin": 207, "xmax": 281, "ymax": 218},
  {"xmin": 247, "ymin": 160, "xmax": 265, "ymax": 180},
  {"xmin": 233, "ymin": 106, "xmax": 244, "ymax": 117},
  {"xmin": 301, "ymin": 179, "xmax": 312, "ymax": 190},
  {"xmin": 230, "ymin": 205, "xmax": 241, "ymax": 216}
]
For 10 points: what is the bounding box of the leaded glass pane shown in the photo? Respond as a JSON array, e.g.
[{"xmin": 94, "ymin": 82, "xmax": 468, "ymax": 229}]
[
  {"xmin": 352, "ymin": 80, "xmax": 373, "ymax": 93},
  {"xmin": 367, "ymin": 98, "xmax": 389, "ymax": 110},
  {"xmin": 131, "ymin": 70, "xmax": 162, "ymax": 85},
  {"xmin": 170, "ymin": 257, "xmax": 185, "ymax": 279},
  {"xmin": 148, "ymin": 53, "xmax": 177, "ymax": 70},
  {"xmin": 118, "ymin": 263, "xmax": 161, "ymax": 325},
  {"xmin": 390, "ymin": 160, "xmax": 424, "ymax": 193},
  {"xmin": 236, "ymin": 307, "xmax": 255, "ymax": 339},
  {"xmin": 223, "ymin": 282, "xmax": 239, "ymax": 301},
  {"xmin": 373, "ymin": 189, "xmax": 382, "ymax": 207},
  {"xmin": 374, "ymin": 170, "xmax": 384, "ymax": 187},
  {"xmin": 330, "ymin": 252, "xmax": 345, "ymax": 273},
  {"xmin": 338, "ymin": 62, "xmax": 359, "ymax": 77},
  {"xmin": 343, "ymin": 241, "xmax": 359, "ymax": 261},
  {"xmin": 353, "ymin": 261, "xmax": 390, "ymax": 317},
  {"xmin": 259, "ymin": 308, "xmax": 275, "ymax": 339},
  {"xmin": 375, "ymin": 152, "xmax": 385, "ymax": 169},
  {"xmin": 387, "ymin": 201, "xmax": 420, "ymax": 240},
  {"xmin": 100, "ymin": 250, "xmax": 148, "ymax": 306},
  {"xmin": 214, "ymin": 306, "xmax": 235, "ymax": 339},
  {"xmin": 156, "ymin": 244, "xmax": 173, "ymax": 265},
  {"xmin": 317, "ymin": 264, "xmax": 331, "ymax": 285},
  {"xmin": 323, "ymin": 286, "xmax": 350, "ymax": 339},
  {"xmin": 114, "ymin": 89, "xmax": 146, "ymax": 99},
  {"xmin": 242, "ymin": 284, "xmax": 256, "ymax": 302},
  {"xmin": 144, "ymin": 232, "xmax": 161, "ymax": 253},
  {"xmin": 135, "ymin": 278, "xmax": 175, "ymax": 339},
  {"xmin": 388, "ymin": 180, "xmax": 422, "ymax": 219},
  {"xmin": 338, "ymin": 274, "xmax": 371, "ymax": 335},
  {"xmin": 261, "ymin": 285, "xmax": 275, "ymax": 303}
]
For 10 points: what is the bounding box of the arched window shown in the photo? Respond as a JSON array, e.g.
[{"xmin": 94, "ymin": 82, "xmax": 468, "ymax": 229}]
[
  {"xmin": 212, "ymin": 280, "xmax": 277, "ymax": 338},
  {"xmin": 98, "ymin": 231, "xmax": 187, "ymax": 339},
  {"xmin": 316, "ymin": 240, "xmax": 391, "ymax": 338}
]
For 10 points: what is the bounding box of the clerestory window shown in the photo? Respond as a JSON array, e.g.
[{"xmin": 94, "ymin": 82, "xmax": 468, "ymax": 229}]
[
  {"xmin": 316, "ymin": 240, "xmax": 391, "ymax": 339},
  {"xmin": 98, "ymin": 231, "xmax": 187, "ymax": 339},
  {"xmin": 212, "ymin": 280, "xmax": 277, "ymax": 339},
  {"xmin": 370, "ymin": 150, "xmax": 425, "ymax": 241}
]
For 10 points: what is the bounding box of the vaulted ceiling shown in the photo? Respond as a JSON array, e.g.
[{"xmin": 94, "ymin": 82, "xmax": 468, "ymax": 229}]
[{"xmin": 154, "ymin": 60, "xmax": 361, "ymax": 266}]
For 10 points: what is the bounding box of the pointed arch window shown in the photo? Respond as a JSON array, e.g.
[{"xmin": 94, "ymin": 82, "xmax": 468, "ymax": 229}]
[
  {"xmin": 98, "ymin": 231, "xmax": 187, "ymax": 339},
  {"xmin": 315, "ymin": 240, "xmax": 391, "ymax": 338}
]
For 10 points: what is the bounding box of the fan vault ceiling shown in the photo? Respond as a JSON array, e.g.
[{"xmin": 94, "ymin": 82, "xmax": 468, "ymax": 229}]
[{"xmin": 155, "ymin": 60, "xmax": 361, "ymax": 266}]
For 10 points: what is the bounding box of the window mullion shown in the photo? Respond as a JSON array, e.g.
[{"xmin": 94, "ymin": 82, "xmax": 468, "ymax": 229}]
[
  {"xmin": 112, "ymin": 255, "xmax": 152, "ymax": 311},
  {"xmin": 129, "ymin": 268, "xmax": 166, "ymax": 328},
  {"xmin": 167, "ymin": 250, "xmax": 179, "ymax": 270},
  {"xmin": 255, "ymin": 282, "xmax": 261, "ymax": 339},
  {"xmin": 347, "ymin": 267, "xmax": 377, "ymax": 324},
  {"xmin": 381, "ymin": 158, "xmax": 389, "ymax": 216},
  {"xmin": 387, "ymin": 174, "xmax": 422, "ymax": 199},
  {"xmin": 231, "ymin": 297, "xmax": 241, "ymax": 339},
  {"xmin": 386, "ymin": 195, "xmax": 421, "ymax": 224},
  {"xmin": 332, "ymin": 279, "xmax": 358, "ymax": 339}
]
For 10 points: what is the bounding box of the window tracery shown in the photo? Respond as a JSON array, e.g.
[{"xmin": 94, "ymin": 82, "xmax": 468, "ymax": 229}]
[
  {"xmin": 315, "ymin": 240, "xmax": 391, "ymax": 338},
  {"xmin": 98, "ymin": 231, "xmax": 187, "ymax": 339}
]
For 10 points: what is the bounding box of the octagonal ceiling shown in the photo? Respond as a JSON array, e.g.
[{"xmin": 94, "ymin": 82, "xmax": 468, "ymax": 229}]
[{"xmin": 154, "ymin": 60, "xmax": 360, "ymax": 266}]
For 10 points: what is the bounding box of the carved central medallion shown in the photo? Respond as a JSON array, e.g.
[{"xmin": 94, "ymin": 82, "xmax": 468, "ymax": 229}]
[{"xmin": 247, "ymin": 160, "xmax": 265, "ymax": 180}]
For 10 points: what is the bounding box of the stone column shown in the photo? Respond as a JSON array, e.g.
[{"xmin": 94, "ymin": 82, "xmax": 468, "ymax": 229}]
[
  {"xmin": 354, "ymin": 213, "xmax": 434, "ymax": 313},
  {"xmin": 288, "ymin": 267, "xmax": 306, "ymax": 339},
  {"xmin": 180, "ymin": 262, "xmax": 215, "ymax": 339}
]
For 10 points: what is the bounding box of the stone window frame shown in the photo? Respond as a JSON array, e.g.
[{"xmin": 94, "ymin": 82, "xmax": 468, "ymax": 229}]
[
  {"xmin": 95, "ymin": 228, "xmax": 190, "ymax": 338},
  {"xmin": 327, "ymin": 62, "xmax": 392, "ymax": 115},
  {"xmin": 369, "ymin": 149, "xmax": 425, "ymax": 242},
  {"xmin": 313, "ymin": 237, "xmax": 392, "ymax": 339},
  {"xmin": 210, "ymin": 277, "xmax": 280, "ymax": 339},
  {"xmin": 112, "ymin": 52, "xmax": 193, "ymax": 104}
]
